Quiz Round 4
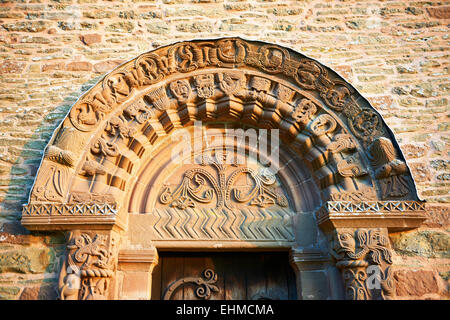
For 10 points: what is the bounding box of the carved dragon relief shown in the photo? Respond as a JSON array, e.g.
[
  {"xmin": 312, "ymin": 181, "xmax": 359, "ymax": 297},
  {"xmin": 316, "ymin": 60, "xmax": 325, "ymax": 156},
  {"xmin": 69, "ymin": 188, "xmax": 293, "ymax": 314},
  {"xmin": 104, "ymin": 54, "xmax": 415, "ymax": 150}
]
[
  {"xmin": 59, "ymin": 231, "xmax": 119, "ymax": 300},
  {"xmin": 159, "ymin": 153, "xmax": 288, "ymax": 210},
  {"xmin": 329, "ymin": 228, "xmax": 395, "ymax": 300}
]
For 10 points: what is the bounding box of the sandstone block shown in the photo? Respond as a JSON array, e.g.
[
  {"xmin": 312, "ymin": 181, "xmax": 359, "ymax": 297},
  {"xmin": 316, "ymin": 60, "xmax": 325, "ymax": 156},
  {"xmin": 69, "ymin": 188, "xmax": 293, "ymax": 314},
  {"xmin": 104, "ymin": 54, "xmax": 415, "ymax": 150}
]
[
  {"xmin": 0, "ymin": 61, "xmax": 26, "ymax": 74},
  {"xmin": 80, "ymin": 34, "xmax": 102, "ymax": 46},
  {"xmin": 19, "ymin": 284, "xmax": 58, "ymax": 300},
  {"xmin": 427, "ymin": 7, "xmax": 450, "ymax": 19},
  {"xmin": 65, "ymin": 61, "xmax": 93, "ymax": 72},
  {"xmin": 394, "ymin": 270, "xmax": 440, "ymax": 297}
]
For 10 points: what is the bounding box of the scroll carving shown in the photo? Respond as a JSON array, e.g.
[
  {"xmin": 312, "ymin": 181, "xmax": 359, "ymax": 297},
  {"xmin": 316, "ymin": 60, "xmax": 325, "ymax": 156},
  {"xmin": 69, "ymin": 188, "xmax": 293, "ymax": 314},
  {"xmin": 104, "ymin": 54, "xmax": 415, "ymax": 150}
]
[
  {"xmin": 124, "ymin": 99, "xmax": 154, "ymax": 124},
  {"xmin": 70, "ymin": 102, "xmax": 104, "ymax": 132},
  {"xmin": 59, "ymin": 231, "xmax": 117, "ymax": 300},
  {"xmin": 349, "ymin": 109, "xmax": 382, "ymax": 144},
  {"xmin": 322, "ymin": 83, "xmax": 352, "ymax": 112},
  {"xmin": 163, "ymin": 269, "xmax": 219, "ymax": 300},
  {"xmin": 105, "ymin": 116, "xmax": 136, "ymax": 139},
  {"xmin": 329, "ymin": 228, "xmax": 394, "ymax": 300},
  {"xmin": 369, "ymin": 137, "xmax": 410, "ymax": 199},
  {"xmin": 159, "ymin": 154, "xmax": 288, "ymax": 210},
  {"xmin": 91, "ymin": 136, "xmax": 120, "ymax": 157}
]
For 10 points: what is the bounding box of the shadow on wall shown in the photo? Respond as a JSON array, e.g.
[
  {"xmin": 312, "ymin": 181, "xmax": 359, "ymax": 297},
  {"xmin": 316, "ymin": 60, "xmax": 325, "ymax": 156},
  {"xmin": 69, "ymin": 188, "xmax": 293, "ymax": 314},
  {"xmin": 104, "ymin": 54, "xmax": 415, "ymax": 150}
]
[{"xmin": 0, "ymin": 76, "xmax": 103, "ymax": 300}]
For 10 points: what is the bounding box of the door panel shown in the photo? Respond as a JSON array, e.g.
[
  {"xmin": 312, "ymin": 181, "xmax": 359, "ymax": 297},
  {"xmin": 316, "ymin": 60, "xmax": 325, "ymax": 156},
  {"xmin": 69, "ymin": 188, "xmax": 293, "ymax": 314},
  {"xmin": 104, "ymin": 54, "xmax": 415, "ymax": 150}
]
[{"xmin": 152, "ymin": 252, "xmax": 297, "ymax": 300}]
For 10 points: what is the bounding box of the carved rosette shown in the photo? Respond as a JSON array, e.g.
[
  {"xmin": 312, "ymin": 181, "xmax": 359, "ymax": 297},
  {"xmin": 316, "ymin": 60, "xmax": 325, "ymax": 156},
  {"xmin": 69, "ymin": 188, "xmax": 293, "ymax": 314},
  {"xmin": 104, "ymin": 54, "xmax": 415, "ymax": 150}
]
[
  {"xmin": 329, "ymin": 228, "xmax": 394, "ymax": 300},
  {"xmin": 59, "ymin": 230, "xmax": 119, "ymax": 300}
]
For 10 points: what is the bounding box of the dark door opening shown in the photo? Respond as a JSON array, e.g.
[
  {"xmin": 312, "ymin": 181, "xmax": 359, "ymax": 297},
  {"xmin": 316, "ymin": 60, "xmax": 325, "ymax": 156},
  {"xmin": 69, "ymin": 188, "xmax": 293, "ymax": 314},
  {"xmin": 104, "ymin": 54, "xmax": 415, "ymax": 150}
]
[{"xmin": 151, "ymin": 251, "xmax": 297, "ymax": 300}]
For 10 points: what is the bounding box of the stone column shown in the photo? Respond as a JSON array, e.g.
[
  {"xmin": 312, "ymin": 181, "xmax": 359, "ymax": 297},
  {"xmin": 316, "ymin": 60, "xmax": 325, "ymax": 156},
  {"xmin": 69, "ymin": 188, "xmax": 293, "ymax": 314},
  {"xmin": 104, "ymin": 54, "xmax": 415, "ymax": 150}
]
[
  {"xmin": 117, "ymin": 248, "xmax": 159, "ymax": 300},
  {"xmin": 289, "ymin": 248, "xmax": 332, "ymax": 300}
]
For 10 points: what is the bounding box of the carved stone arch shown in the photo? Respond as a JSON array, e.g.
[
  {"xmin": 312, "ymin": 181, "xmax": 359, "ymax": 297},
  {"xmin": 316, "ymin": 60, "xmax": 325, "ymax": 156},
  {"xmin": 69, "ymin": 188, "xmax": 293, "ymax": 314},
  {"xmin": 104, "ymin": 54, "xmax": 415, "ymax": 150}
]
[{"xmin": 22, "ymin": 38, "xmax": 426, "ymax": 300}]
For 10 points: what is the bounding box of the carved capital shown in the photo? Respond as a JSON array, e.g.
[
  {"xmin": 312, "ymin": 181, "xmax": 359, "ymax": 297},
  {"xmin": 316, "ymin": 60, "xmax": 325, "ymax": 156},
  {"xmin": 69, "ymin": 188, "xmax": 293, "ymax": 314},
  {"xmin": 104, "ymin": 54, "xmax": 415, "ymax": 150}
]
[
  {"xmin": 58, "ymin": 230, "xmax": 120, "ymax": 300},
  {"xmin": 329, "ymin": 228, "xmax": 394, "ymax": 300}
]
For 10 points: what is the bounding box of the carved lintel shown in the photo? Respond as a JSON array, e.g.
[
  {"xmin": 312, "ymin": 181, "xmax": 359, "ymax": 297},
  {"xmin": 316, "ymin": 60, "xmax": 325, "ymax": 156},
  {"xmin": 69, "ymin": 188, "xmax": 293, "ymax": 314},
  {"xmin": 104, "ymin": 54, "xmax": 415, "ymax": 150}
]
[{"xmin": 328, "ymin": 228, "xmax": 394, "ymax": 300}]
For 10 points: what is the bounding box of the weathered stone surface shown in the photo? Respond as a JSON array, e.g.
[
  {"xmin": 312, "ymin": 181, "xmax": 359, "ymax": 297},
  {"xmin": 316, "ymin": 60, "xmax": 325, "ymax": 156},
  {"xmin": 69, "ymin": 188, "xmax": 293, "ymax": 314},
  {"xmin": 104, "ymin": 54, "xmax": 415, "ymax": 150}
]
[
  {"xmin": 93, "ymin": 60, "xmax": 124, "ymax": 73},
  {"xmin": 401, "ymin": 144, "xmax": 428, "ymax": 159},
  {"xmin": 423, "ymin": 205, "xmax": 450, "ymax": 228},
  {"xmin": 0, "ymin": 248, "xmax": 51, "ymax": 274},
  {"xmin": 19, "ymin": 284, "xmax": 58, "ymax": 300},
  {"xmin": 0, "ymin": 61, "xmax": 26, "ymax": 74},
  {"xmin": 2, "ymin": 21, "xmax": 50, "ymax": 32},
  {"xmin": 426, "ymin": 7, "xmax": 450, "ymax": 19},
  {"xmin": 105, "ymin": 22, "xmax": 134, "ymax": 33},
  {"xmin": 65, "ymin": 61, "xmax": 93, "ymax": 71},
  {"xmin": 80, "ymin": 34, "xmax": 102, "ymax": 46},
  {"xmin": 0, "ymin": 286, "xmax": 20, "ymax": 300},
  {"xmin": 146, "ymin": 22, "xmax": 169, "ymax": 34},
  {"xmin": 391, "ymin": 230, "xmax": 450, "ymax": 258},
  {"xmin": 409, "ymin": 162, "xmax": 432, "ymax": 183},
  {"xmin": 394, "ymin": 270, "xmax": 440, "ymax": 297}
]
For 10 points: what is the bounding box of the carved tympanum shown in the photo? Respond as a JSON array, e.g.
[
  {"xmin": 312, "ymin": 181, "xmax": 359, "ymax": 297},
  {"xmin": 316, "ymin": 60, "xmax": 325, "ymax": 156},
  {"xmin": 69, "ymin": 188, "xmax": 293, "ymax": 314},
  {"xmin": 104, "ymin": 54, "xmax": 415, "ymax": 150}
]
[{"xmin": 159, "ymin": 153, "xmax": 288, "ymax": 210}]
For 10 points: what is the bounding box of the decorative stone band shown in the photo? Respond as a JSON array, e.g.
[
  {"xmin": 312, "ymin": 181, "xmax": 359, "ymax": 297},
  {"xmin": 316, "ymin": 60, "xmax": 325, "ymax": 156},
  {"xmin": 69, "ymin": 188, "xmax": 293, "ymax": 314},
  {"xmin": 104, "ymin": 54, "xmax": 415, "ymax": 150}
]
[
  {"xmin": 316, "ymin": 200, "xmax": 426, "ymax": 232},
  {"xmin": 21, "ymin": 203, "xmax": 123, "ymax": 231}
]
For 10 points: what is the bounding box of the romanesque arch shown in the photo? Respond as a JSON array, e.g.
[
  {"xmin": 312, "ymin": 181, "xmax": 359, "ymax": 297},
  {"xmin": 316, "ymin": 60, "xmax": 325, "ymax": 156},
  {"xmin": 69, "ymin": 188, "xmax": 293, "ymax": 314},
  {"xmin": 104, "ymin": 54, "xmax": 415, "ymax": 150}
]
[{"xmin": 22, "ymin": 38, "xmax": 426, "ymax": 300}]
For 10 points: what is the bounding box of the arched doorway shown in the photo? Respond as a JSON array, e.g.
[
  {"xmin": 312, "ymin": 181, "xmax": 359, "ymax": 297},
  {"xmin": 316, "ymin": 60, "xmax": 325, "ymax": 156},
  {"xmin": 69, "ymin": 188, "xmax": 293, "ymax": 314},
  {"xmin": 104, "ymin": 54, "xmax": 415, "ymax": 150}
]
[{"xmin": 22, "ymin": 38, "xmax": 426, "ymax": 300}]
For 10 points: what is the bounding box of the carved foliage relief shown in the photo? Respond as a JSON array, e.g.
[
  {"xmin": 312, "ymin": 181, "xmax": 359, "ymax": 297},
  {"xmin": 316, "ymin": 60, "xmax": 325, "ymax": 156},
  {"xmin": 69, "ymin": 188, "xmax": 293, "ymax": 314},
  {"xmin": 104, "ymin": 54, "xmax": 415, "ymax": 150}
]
[{"xmin": 159, "ymin": 153, "xmax": 288, "ymax": 210}]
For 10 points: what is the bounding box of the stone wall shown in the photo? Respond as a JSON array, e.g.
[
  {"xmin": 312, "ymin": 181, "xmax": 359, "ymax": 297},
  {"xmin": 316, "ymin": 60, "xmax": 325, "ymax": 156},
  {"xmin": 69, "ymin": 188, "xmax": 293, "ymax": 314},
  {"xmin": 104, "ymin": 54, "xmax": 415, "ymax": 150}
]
[{"xmin": 0, "ymin": 0, "xmax": 448, "ymax": 299}]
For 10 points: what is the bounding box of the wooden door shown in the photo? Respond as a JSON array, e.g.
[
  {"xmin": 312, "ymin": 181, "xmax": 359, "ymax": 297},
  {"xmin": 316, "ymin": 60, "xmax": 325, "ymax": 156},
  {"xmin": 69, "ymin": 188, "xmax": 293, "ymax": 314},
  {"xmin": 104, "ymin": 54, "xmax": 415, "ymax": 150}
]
[{"xmin": 151, "ymin": 252, "xmax": 297, "ymax": 300}]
